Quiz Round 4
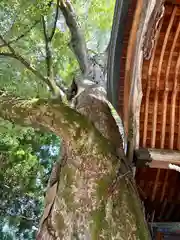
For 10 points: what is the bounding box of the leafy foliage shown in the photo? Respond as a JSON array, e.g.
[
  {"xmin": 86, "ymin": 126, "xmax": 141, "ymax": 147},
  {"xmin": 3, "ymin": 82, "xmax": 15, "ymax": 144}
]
[
  {"xmin": 0, "ymin": 121, "xmax": 60, "ymax": 239},
  {"xmin": 0, "ymin": 0, "xmax": 115, "ymax": 92},
  {"xmin": 73, "ymin": 0, "xmax": 115, "ymax": 52}
]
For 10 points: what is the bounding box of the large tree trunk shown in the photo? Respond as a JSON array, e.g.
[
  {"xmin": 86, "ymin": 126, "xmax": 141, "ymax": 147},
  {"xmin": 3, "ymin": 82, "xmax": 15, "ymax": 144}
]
[
  {"xmin": 37, "ymin": 87, "xmax": 151, "ymax": 239},
  {"xmin": 0, "ymin": 90, "xmax": 150, "ymax": 239}
]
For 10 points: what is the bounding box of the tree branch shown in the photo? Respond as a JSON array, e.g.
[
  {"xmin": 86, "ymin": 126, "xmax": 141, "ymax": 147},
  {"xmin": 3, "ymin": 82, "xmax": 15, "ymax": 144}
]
[
  {"xmin": 49, "ymin": 0, "xmax": 60, "ymax": 41},
  {"xmin": 59, "ymin": 0, "xmax": 89, "ymax": 75},
  {"xmin": 41, "ymin": 17, "xmax": 63, "ymax": 98},
  {"xmin": 0, "ymin": 52, "xmax": 48, "ymax": 84},
  {"xmin": 0, "ymin": 35, "xmax": 61, "ymax": 97},
  {"xmin": 0, "ymin": 20, "xmax": 40, "ymax": 48},
  {"xmin": 42, "ymin": 16, "xmax": 52, "ymax": 79},
  {"xmin": 0, "ymin": 91, "xmax": 114, "ymax": 157}
]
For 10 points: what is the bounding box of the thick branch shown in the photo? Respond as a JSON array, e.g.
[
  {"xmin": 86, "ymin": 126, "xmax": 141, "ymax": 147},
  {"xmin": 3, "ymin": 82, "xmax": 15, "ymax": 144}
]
[
  {"xmin": 59, "ymin": 0, "xmax": 89, "ymax": 74},
  {"xmin": 0, "ymin": 91, "xmax": 132, "ymax": 191},
  {"xmin": 0, "ymin": 21, "xmax": 40, "ymax": 48},
  {"xmin": 0, "ymin": 91, "xmax": 114, "ymax": 157}
]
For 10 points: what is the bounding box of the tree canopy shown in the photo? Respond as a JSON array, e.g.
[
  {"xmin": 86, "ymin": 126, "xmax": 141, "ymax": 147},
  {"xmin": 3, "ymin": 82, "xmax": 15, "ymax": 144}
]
[{"xmin": 0, "ymin": 0, "xmax": 115, "ymax": 94}]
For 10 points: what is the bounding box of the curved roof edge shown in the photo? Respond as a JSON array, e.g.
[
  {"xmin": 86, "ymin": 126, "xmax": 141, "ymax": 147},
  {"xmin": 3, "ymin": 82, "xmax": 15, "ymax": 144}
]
[{"xmin": 107, "ymin": 0, "xmax": 132, "ymax": 111}]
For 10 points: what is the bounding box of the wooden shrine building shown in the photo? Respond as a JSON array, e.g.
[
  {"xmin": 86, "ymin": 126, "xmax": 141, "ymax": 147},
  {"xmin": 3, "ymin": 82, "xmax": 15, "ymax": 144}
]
[{"xmin": 108, "ymin": 0, "xmax": 180, "ymax": 239}]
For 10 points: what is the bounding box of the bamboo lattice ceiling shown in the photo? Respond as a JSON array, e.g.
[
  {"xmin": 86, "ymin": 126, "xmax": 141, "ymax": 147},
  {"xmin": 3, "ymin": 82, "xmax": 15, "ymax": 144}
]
[{"xmin": 136, "ymin": 2, "xmax": 180, "ymax": 222}]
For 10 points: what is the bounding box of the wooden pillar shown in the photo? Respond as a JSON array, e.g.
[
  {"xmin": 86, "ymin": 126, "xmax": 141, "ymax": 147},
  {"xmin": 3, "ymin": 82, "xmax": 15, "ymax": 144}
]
[{"xmin": 155, "ymin": 231, "xmax": 163, "ymax": 240}]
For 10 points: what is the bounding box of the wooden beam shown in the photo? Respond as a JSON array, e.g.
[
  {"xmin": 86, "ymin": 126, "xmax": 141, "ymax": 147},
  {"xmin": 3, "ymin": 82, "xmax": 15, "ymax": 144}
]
[{"xmin": 134, "ymin": 148, "xmax": 180, "ymax": 169}]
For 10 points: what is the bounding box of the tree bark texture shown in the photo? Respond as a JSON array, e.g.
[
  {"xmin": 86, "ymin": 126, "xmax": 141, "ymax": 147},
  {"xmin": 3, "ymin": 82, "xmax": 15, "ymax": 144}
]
[{"xmin": 0, "ymin": 90, "xmax": 150, "ymax": 239}]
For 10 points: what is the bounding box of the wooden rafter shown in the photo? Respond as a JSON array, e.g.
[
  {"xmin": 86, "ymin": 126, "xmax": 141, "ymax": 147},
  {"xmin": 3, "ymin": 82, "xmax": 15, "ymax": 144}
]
[
  {"xmin": 161, "ymin": 20, "xmax": 180, "ymax": 148},
  {"xmin": 170, "ymin": 52, "xmax": 180, "ymax": 148},
  {"xmin": 152, "ymin": 6, "xmax": 177, "ymax": 148},
  {"xmin": 143, "ymin": 22, "xmax": 163, "ymax": 147},
  {"xmin": 150, "ymin": 7, "xmax": 177, "ymax": 201}
]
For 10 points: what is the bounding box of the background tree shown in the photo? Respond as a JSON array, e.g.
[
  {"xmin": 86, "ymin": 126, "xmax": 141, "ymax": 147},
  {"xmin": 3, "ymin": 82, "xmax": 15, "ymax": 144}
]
[
  {"xmin": 0, "ymin": 122, "xmax": 60, "ymax": 239},
  {"xmin": 0, "ymin": 0, "xmax": 150, "ymax": 239}
]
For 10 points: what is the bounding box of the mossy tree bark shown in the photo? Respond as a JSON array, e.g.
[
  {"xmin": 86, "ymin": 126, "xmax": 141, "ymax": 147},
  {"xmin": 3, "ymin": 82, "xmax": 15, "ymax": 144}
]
[{"xmin": 0, "ymin": 90, "xmax": 150, "ymax": 239}]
